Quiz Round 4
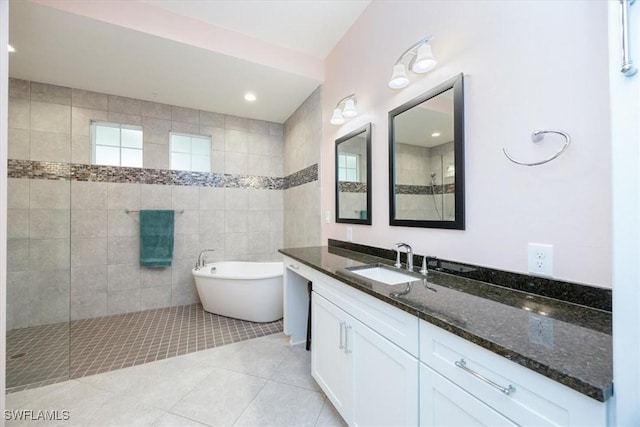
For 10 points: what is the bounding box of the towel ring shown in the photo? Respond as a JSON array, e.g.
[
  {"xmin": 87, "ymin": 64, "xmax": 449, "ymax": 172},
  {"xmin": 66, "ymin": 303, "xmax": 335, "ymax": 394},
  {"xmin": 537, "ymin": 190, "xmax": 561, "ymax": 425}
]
[{"xmin": 503, "ymin": 130, "xmax": 571, "ymax": 166}]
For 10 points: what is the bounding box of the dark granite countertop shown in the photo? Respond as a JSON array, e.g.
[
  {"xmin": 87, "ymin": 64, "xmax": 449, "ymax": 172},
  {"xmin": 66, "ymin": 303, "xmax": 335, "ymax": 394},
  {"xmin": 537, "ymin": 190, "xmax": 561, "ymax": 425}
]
[{"xmin": 279, "ymin": 245, "xmax": 613, "ymax": 402}]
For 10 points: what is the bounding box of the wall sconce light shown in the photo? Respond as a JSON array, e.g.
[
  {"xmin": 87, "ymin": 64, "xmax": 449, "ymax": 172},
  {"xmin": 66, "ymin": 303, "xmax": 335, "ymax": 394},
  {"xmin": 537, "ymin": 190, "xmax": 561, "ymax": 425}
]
[
  {"xmin": 388, "ymin": 36, "xmax": 437, "ymax": 89},
  {"xmin": 330, "ymin": 94, "xmax": 358, "ymax": 125}
]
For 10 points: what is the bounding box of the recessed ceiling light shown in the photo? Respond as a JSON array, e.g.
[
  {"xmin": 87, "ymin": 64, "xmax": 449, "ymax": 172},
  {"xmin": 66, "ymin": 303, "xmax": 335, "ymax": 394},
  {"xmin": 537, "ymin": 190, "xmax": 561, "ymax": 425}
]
[
  {"xmin": 8, "ymin": 44, "xmax": 15, "ymax": 53},
  {"xmin": 431, "ymin": 132, "xmax": 441, "ymax": 137},
  {"xmin": 244, "ymin": 92, "xmax": 256, "ymax": 102}
]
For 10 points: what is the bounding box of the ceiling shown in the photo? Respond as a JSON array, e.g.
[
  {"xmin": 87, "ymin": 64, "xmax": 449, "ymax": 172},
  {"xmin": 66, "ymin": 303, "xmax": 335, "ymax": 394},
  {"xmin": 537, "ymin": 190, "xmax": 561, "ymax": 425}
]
[{"xmin": 8, "ymin": 0, "xmax": 370, "ymax": 123}]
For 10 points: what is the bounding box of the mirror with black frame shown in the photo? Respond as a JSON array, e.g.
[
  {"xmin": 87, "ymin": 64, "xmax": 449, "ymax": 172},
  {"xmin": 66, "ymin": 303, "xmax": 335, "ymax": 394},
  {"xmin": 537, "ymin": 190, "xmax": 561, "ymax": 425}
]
[
  {"xmin": 389, "ymin": 74, "xmax": 464, "ymax": 229},
  {"xmin": 335, "ymin": 123, "xmax": 372, "ymax": 225}
]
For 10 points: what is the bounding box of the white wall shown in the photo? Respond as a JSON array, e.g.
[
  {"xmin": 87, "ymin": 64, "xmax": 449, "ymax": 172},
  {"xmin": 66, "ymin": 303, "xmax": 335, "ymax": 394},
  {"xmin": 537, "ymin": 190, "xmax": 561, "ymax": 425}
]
[
  {"xmin": 610, "ymin": 0, "xmax": 640, "ymax": 423},
  {"xmin": 322, "ymin": 0, "xmax": 611, "ymax": 287}
]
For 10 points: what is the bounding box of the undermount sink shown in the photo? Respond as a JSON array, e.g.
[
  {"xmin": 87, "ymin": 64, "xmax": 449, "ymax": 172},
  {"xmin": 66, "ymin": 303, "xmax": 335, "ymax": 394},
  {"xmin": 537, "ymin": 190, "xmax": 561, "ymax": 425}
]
[{"xmin": 347, "ymin": 264, "xmax": 421, "ymax": 285}]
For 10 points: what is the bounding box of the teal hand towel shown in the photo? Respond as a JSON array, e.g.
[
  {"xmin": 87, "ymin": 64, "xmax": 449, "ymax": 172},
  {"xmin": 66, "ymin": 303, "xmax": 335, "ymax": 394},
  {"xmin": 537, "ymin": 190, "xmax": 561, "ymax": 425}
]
[{"xmin": 139, "ymin": 210, "xmax": 175, "ymax": 267}]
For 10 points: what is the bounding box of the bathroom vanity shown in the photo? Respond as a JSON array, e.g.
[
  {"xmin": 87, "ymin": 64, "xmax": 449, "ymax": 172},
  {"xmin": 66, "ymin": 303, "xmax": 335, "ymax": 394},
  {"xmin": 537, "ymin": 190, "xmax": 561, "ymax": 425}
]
[{"xmin": 280, "ymin": 244, "xmax": 612, "ymax": 427}]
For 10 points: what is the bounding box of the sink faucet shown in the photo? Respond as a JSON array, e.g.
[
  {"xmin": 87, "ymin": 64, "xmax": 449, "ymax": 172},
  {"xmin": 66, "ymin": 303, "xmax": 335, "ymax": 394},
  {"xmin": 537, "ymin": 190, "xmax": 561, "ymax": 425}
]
[
  {"xmin": 392, "ymin": 243, "xmax": 413, "ymax": 271},
  {"xmin": 195, "ymin": 249, "xmax": 215, "ymax": 270}
]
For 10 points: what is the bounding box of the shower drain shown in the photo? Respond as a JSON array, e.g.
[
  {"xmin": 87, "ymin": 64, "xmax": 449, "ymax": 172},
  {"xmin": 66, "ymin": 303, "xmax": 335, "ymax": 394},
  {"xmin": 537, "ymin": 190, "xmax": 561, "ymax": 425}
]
[{"xmin": 9, "ymin": 352, "xmax": 27, "ymax": 360}]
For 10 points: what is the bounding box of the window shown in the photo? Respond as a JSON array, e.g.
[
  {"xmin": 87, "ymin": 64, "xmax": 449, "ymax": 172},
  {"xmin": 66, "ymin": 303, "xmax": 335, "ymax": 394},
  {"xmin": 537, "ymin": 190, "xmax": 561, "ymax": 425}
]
[
  {"xmin": 170, "ymin": 132, "xmax": 211, "ymax": 172},
  {"xmin": 338, "ymin": 153, "xmax": 359, "ymax": 182},
  {"xmin": 91, "ymin": 121, "xmax": 143, "ymax": 167}
]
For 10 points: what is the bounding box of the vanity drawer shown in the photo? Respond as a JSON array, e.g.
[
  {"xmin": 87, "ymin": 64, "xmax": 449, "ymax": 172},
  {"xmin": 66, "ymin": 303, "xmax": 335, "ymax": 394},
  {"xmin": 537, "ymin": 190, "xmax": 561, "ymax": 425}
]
[
  {"xmin": 419, "ymin": 320, "xmax": 608, "ymax": 427},
  {"xmin": 314, "ymin": 271, "xmax": 419, "ymax": 356},
  {"xmin": 283, "ymin": 256, "xmax": 314, "ymax": 281}
]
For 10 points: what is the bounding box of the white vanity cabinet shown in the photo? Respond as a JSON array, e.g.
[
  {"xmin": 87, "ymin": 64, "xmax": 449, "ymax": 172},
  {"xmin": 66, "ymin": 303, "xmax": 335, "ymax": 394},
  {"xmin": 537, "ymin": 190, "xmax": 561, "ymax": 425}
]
[
  {"xmin": 311, "ymin": 272, "xmax": 419, "ymax": 426},
  {"xmin": 419, "ymin": 320, "xmax": 610, "ymax": 427}
]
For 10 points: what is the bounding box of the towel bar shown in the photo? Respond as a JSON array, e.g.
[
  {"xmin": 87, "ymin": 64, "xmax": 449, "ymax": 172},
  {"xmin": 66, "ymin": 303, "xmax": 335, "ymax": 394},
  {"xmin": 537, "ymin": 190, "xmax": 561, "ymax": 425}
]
[{"xmin": 125, "ymin": 209, "xmax": 185, "ymax": 214}]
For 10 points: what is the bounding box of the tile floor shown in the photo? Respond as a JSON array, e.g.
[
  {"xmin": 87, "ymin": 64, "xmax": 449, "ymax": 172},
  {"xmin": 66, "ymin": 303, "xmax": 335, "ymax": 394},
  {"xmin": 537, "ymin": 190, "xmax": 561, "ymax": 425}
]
[
  {"xmin": 7, "ymin": 304, "xmax": 283, "ymax": 392},
  {"xmin": 5, "ymin": 333, "xmax": 346, "ymax": 427}
]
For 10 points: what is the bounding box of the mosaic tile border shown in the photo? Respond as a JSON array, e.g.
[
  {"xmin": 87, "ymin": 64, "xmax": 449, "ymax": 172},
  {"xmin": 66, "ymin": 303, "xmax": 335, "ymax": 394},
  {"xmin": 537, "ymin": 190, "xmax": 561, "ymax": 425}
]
[
  {"xmin": 283, "ymin": 163, "xmax": 318, "ymax": 189},
  {"xmin": 7, "ymin": 159, "xmax": 320, "ymax": 190},
  {"xmin": 338, "ymin": 182, "xmax": 367, "ymax": 193},
  {"xmin": 396, "ymin": 183, "xmax": 455, "ymax": 195}
]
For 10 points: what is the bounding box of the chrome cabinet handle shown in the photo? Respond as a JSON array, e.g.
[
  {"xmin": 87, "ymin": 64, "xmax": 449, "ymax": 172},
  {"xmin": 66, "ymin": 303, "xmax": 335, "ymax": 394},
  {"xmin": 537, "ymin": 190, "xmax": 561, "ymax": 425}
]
[
  {"xmin": 288, "ymin": 264, "xmax": 299, "ymax": 270},
  {"xmin": 455, "ymin": 359, "xmax": 516, "ymax": 396},
  {"xmin": 345, "ymin": 325, "xmax": 353, "ymax": 354},
  {"xmin": 339, "ymin": 321, "xmax": 346, "ymax": 349}
]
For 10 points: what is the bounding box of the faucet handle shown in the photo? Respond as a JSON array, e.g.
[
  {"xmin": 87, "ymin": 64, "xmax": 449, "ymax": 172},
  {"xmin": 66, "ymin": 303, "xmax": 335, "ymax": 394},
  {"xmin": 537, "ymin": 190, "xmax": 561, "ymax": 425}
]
[
  {"xmin": 420, "ymin": 255, "xmax": 428, "ymax": 275},
  {"xmin": 392, "ymin": 245, "xmax": 402, "ymax": 268}
]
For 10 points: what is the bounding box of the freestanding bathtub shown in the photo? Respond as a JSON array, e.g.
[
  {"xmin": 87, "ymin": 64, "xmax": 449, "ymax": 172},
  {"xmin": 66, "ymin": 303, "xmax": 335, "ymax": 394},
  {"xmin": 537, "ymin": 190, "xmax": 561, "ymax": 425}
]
[{"xmin": 192, "ymin": 261, "xmax": 284, "ymax": 323}]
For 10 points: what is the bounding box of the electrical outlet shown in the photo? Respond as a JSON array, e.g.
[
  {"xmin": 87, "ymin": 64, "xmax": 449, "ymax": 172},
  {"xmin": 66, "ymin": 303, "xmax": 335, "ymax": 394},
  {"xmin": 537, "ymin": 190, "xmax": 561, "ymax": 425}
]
[
  {"xmin": 346, "ymin": 227, "xmax": 353, "ymax": 242},
  {"xmin": 528, "ymin": 313, "xmax": 554, "ymax": 347},
  {"xmin": 527, "ymin": 243, "xmax": 553, "ymax": 277},
  {"xmin": 325, "ymin": 211, "xmax": 331, "ymax": 224}
]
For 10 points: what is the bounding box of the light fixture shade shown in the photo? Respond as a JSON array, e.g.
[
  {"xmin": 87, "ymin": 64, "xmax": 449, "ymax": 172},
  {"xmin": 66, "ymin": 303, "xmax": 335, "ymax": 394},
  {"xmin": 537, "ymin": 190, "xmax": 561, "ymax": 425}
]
[
  {"xmin": 412, "ymin": 43, "xmax": 437, "ymax": 73},
  {"xmin": 342, "ymin": 98, "xmax": 357, "ymax": 118},
  {"xmin": 330, "ymin": 108, "xmax": 345, "ymax": 125},
  {"xmin": 388, "ymin": 64, "xmax": 410, "ymax": 89}
]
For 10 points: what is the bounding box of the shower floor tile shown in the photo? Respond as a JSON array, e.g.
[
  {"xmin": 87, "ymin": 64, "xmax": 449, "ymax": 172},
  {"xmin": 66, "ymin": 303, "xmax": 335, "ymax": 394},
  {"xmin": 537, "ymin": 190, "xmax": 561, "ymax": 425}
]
[{"xmin": 6, "ymin": 303, "xmax": 283, "ymax": 393}]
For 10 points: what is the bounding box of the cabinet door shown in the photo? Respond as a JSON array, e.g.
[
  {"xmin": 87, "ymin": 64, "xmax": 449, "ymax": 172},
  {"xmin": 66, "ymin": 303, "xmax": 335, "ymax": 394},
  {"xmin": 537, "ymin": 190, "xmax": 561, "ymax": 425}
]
[
  {"xmin": 311, "ymin": 293, "xmax": 350, "ymax": 420},
  {"xmin": 350, "ymin": 318, "xmax": 419, "ymax": 427},
  {"xmin": 420, "ymin": 363, "xmax": 518, "ymax": 427}
]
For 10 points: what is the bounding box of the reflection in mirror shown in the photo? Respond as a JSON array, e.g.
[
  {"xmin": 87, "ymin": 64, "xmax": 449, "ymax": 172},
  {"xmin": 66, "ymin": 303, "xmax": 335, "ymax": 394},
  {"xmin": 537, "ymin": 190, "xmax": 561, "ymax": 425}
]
[
  {"xmin": 389, "ymin": 74, "xmax": 464, "ymax": 229},
  {"xmin": 336, "ymin": 123, "xmax": 372, "ymax": 225}
]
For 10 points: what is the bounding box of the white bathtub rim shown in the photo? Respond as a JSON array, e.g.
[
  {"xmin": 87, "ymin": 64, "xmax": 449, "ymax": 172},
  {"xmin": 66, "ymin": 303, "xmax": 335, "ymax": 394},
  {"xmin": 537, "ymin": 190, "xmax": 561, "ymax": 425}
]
[{"xmin": 191, "ymin": 261, "xmax": 283, "ymax": 280}]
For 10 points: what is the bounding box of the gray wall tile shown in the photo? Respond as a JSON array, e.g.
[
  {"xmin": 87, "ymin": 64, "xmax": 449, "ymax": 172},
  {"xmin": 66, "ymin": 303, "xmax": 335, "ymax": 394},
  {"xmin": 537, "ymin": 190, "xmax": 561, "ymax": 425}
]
[
  {"xmin": 141, "ymin": 267, "xmax": 172, "ymax": 288},
  {"xmin": 8, "ymin": 179, "xmax": 30, "ymax": 209},
  {"xmin": 199, "ymin": 187, "xmax": 224, "ymax": 210},
  {"xmin": 8, "ymin": 97, "xmax": 30, "ymax": 130},
  {"xmin": 171, "ymin": 258, "xmax": 196, "ymax": 287},
  {"xmin": 30, "ymin": 101, "xmax": 71, "ymax": 134},
  {"xmin": 71, "ymin": 291, "xmax": 107, "ymax": 320},
  {"xmin": 72, "ymin": 107, "xmax": 108, "ymax": 137},
  {"xmin": 71, "ymin": 237, "xmax": 107, "ymax": 267},
  {"xmin": 144, "ymin": 142, "xmax": 170, "ymax": 170},
  {"xmin": 108, "ymin": 289, "xmax": 141, "ymax": 315},
  {"xmin": 225, "ymin": 151, "xmax": 248, "ymax": 175},
  {"xmin": 141, "ymin": 101, "xmax": 172, "ymax": 120},
  {"xmin": 71, "ymin": 209, "xmax": 107, "ymax": 237},
  {"xmin": 107, "ymin": 263, "xmax": 140, "ymax": 292},
  {"xmin": 142, "ymin": 117, "xmax": 171, "ymax": 145},
  {"xmin": 31, "ymin": 238, "xmax": 71, "ymax": 270},
  {"xmin": 71, "ymin": 134, "xmax": 91, "ymax": 164},
  {"xmin": 225, "ymin": 232, "xmax": 248, "ymax": 256},
  {"xmin": 9, "ymin": 78, "xmax": 30, "ymax": 99},
  {"xmin": 141, "ymin": 184, "xmax": 172, "ymax": 209},
  {"xmin": 175, "ymin": 210, "xmax": 199, "ymax": 235},
  {"xmin": 8, "ymin": 209, "xmax": 29, "ymax": 239},
  {"xmin": 225, "ymin": 188, "xmax": 248, "ymax": 211},
  {"xmin": 72, "ymin": 88, "xmax": 109, "ymax": 110},
  {"xmin": 71, "ymin": 265, "xmax": 107, "ymax": 293},
  {"xmin": 8, "ymin": 128, "xmax": 30, "ymax": 159},
  {"xmin": 72, "ymin": 181, "xmax": 108, "ymax": 210},
  {"xmin": 172, "ymin": 106, "xmax": 200, "ymax": 124},
  {"xmin": 171, "ymin": 120, "xmax": 199, "ymax": 134},
  {"xmin": 225, "ymin": 129, "xmax": 248, "ymax": 153},
  {"xmin": 31, "ymin": 209, "xmax": 70, "ymax": 238},
  {"xmin": 199, "ymin": 210, "xmax": 225, "ymax": 235},
  {"xmin": 225, "ymin": 211, "xmax": 248, "ymax": 233},
  {"xmin": 31, "ymin": 82, "xmax": 71, "ymax": 105},
  {"xmin": 174, "ymin": 233, "xmax": 199, "ymax": 260},
  {"xmin": 108, "ymin": 95, "xmax": 141, "ymax": 115},
  {"xmin": 249, "ymin": 119, "xmax": 270, "ymax": 135},
  {"xmin": 30, "ymin": 130, "xmax": 70, "ymax": 162},
  {"xmin": 171, "ymin": 283, "xmax": 199, "ymax": 306},
  {"xmin": 172, "ymin": 186, "xmax": 200, "ymax": 210},
  {"xmin": 108, "ymin": 111, "xmax": 141, "ymax": 126},
  {"xmin": 107, "ymin": 236, "xmax": 139, "ymax": 265},
  {"xmin": 29, "ymin": 178, "xmax": 69, "ymax": 209},
  {"xmin": 8, "ymin": 239, "xmax": 29, "ymax": 272},
  {"xmin": 107, "ymin": 209, "xmax": 138, "ymax": 237},
  {"xmin": 107, "ymin": 183, "xmax": 140, "ymax": 210},
  {"xmin": 200, "ymin": 110, "xmax": 224, "ymax": 127},
  {"xmin": 141, "ymin": 286, "xmax": 172, "ymax": 310},
  {"xmin": 248, "ymin": 211, "xmax": 270, "ymax": 233},
  {"xmin": 225, "ymin": 115, "xmax": 248, "ymax": 131}
]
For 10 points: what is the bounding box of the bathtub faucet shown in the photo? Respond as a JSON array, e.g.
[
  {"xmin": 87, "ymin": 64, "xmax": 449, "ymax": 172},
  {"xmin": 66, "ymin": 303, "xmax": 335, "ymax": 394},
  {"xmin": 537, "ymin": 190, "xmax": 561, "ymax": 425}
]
[{"xmin": 196, "ymin": 249, "xmax": 216, "ymax": 270}]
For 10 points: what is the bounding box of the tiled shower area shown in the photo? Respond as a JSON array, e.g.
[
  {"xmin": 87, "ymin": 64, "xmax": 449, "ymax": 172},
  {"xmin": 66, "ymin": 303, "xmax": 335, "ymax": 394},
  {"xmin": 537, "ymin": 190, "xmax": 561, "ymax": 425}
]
[
  {"xmin": 7, "ymin": 304, "xmax": 283, "ymax": 392},
  {"xmin": 6, "ymin": 79, "xmax": 321, "ymax": 392}
]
